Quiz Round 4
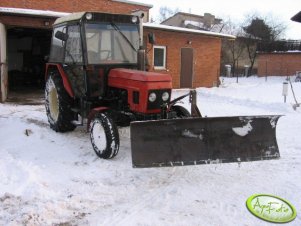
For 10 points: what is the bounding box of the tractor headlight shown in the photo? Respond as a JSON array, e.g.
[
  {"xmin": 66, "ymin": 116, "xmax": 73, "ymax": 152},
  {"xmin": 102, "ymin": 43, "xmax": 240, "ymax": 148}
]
[
  {"xmin": 162, "ymin": 92, "xmax": 169, "ymax": 101},
  {"xmin": 131, "ymin": 16, "xmax": 138, "ymax": 23},
  {"xmin": 148, "ymin": 92, "xmax": 157, "ymax": 102},
  {"xmin": 86, "ymin": 13, "xmax": 93, "ymax": 20}
]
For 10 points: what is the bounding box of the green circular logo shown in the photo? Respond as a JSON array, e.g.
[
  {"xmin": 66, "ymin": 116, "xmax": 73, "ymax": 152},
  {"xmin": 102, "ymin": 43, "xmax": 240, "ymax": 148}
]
[{"xmin": 246, "ymin": 194, "xmax": 297, "ymax": 223}]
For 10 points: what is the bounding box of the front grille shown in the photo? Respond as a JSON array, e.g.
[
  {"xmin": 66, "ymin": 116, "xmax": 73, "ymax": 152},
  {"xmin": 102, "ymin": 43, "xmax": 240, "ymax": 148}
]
[{"xmin": 147, "ymin": 89, "xmax": 171, "ymax": 110}]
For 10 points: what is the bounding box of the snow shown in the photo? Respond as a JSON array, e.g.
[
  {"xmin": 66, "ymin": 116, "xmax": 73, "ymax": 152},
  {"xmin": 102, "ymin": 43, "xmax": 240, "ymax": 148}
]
[
  {"xmin": 232, "ymin": 121, "xmax": 253, "ymax": 136},
  {"xmin": 0, "ymin": 76, "xmax": 301, "ymax": 225},
  {"xmin": 184, "ymin": 20, "xmax": 205, "ymax": 28},
  {"xmin": 182, "ymin": 129, "xmax": 203, "ymax": 139},
  {"xmin": 0, "ymin": 7, "xmax": 69, "ymax": 18},
  {"xmin": 143, "ymin": 23, "xmax": 236, "ymax": 39}
]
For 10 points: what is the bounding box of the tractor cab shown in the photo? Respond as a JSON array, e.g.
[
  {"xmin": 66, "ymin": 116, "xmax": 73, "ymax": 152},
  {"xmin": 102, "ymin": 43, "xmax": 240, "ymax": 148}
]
[{"xmin": 47, "ymin": 12, "xmax": 142, "ymax": 98}]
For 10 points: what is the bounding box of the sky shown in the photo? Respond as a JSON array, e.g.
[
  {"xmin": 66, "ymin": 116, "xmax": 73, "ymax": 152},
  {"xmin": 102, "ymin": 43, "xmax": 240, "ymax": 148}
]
[{"xmin": 137, "ymin": 0, "xmax": 301, "ymax": 39}]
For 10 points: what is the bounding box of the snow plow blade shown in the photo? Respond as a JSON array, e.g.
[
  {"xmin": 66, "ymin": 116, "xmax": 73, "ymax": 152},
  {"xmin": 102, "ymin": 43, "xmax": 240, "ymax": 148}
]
[{"xmin": 130, "ymin": 115, "xmax": 281, "ymax": 168}]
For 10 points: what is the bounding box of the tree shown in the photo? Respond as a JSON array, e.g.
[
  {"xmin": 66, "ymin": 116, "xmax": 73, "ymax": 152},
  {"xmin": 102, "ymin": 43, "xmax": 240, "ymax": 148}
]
[
  {"xmin": 158, "ymin": 6, "xmax": 179, "ymax": 23},
  {"xmin": 244, "ymin": 18, "xmax": 272, "ymax": 41},
  {"xmin": 220, "ymin": 18, "xmax": 245, "ymax": 77},
  {"xmin": 241, "ymin": 13, "xmax": 287, "ymax": 76}
]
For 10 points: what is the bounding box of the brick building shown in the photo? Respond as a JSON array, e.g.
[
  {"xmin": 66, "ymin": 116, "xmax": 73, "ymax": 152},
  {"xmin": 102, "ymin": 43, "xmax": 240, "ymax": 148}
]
[
  {"xmin": 0, "ymin": 0, "xmax": 234, "ymax": 102},
  {"xmin": 256, "ymin": 12, "xmax": 301, "ymax": 77},
  {"xmin": 144, "ymin": 23, "xmax": 231, "ymax": 88},
  {"xmin": 257, "ymin": 52, "xmax": 301, "ymax": 77}
]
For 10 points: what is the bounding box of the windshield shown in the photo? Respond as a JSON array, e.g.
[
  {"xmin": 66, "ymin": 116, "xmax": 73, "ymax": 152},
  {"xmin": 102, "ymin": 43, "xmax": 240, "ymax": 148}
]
[{"xmin": 85, "ymin": 23, "xmax": 139, "ymax": 64}]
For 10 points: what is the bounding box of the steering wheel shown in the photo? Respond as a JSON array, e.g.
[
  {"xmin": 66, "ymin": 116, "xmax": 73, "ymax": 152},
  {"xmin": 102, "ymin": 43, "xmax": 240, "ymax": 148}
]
[{"xmin": 100, "ymin": 50, "xmax": 112, "ymax": 60}]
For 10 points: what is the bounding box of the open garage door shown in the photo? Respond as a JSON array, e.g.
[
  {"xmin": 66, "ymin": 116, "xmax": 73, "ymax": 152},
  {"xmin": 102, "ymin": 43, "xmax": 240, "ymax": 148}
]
[{"xmin": 6, "ymin": 27, "xmax": 52, "ymax": 104}]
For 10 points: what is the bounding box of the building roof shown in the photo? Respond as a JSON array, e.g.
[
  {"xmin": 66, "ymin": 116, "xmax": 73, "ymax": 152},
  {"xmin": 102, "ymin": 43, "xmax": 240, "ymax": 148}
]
[
  {"xmin": 112, "ymin": 0, "xmax": 153, "ymax": 8},
  {"xmin": 0, "ymin": 7, "xmax": 69, "ymax": 18},
  {"xmin": 162, "ymin": 12, "xmax": 222, "ymax": 25},
  {"xmin": 291, "ymin": 11, "xmax": 301, "ymax": 22},
  {"xmin": 144, "ymin": 23, "xmax": 236, "ymax": 39}
]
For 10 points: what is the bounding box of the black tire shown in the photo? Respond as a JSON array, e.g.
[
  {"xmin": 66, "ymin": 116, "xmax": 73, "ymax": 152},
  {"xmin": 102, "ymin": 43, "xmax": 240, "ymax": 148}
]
[
  {"xmin": 90, "ymin": 113, "xmax": 119, "ymax": 159},
  {"xmin": 171, "ymin": 105, "xmax": 191, "ymax": 118},
  {"xmin": 45, "ymin": 71, "xmax": 76, "ymax": 132}
]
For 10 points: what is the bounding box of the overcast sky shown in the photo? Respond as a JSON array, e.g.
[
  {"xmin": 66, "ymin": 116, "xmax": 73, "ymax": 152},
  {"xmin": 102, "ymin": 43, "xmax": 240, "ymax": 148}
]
[{"xmin": 137, "ymin": 0, "xmax": 301, "ymax": 39}]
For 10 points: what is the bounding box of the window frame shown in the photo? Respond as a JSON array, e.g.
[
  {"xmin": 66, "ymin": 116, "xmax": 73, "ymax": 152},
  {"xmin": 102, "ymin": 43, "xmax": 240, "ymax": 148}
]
[
  {"xmin": 49, "ymin": 25, "xmax": 66, "ymax": 63},
  {"xmin": 64, "ymin": 24, "xmax": 83, "ymax": 64},
  {"xmin": 153, "ymin": 45, "xmax": 167, "ymax": 70},
  {"xmin": 84, "ymin": 22, "xmax": 140, "ymax": 65}
]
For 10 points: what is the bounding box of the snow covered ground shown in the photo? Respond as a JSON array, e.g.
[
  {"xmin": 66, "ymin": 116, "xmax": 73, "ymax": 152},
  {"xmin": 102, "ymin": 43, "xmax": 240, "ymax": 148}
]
[{"xmin": 0, "ymin": 76, "xmax": 301, "ymax": 226}]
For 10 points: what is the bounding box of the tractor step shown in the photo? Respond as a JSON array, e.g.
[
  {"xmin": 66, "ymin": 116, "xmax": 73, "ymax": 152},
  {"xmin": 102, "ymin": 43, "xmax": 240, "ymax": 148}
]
[
  {"xmin": 72, "ymin": 120, "xmax": 83, "ymax": 126},
  {"xmin": 130, "ymin": 115, "xmax": 281, "ymax": 168},
  {"xmin": 72, "ymin": 115, "xmax": 86, "ymax": 126}
]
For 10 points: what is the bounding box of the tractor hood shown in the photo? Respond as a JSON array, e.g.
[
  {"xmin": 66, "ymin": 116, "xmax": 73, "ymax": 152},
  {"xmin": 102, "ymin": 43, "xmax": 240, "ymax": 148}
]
[
  {"xmin": 108, "ymin": 68, "xmax": 172, "ymax": 115},
  {"xmin": 109, "ymin": 69, "xmax": 172, "ymax": 82}
]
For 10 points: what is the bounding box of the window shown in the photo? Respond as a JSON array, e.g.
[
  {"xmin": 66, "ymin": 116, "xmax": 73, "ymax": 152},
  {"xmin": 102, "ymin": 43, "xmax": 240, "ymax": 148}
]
[
  {"xmin": 65, "ymin": 25, "xmax": 82, "ymax": 63},
  {"xmin": 153, "ymin": 46, "xmax": 166, "ymax": 70},
  {"xmin": 85, "ymin": 23, "xmax": 139, "ymax": 64},
  {"xmin": 49, "ymin": 26, "xmax": 66, "ymax": 62}
]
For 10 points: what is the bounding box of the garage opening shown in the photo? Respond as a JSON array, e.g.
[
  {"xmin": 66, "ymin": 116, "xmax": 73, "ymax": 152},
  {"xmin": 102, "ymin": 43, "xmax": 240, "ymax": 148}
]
[{"xmin": 6, "ymin": 27, "xmax": 52, "ymax": 104}]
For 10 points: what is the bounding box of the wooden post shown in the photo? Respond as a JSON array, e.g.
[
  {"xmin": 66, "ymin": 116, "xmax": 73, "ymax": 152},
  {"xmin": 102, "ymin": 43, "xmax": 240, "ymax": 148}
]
[
  {"xmin": 236, "ymin": 59, "xmax": 239, "ymax": 83},
  {"xmin": 265, "ymin": 60, "xmax": 268, "ymax": 82}
]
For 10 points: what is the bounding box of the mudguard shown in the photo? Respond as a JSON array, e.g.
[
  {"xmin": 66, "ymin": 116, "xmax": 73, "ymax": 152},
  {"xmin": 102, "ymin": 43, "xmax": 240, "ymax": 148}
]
[{"xmin": 130, "ymin": 115, "xmax": 281, "ymax": 168}]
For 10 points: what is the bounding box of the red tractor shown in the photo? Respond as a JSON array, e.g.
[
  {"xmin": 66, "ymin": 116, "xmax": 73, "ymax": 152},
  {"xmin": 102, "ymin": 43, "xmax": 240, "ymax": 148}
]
[
  {"xmin": 46, "ymin": 12, "xmax": 280, "ymax": 168},
  {"xmin": 45, "ymin": 12, "xmax": 188, "ymax": 159}
]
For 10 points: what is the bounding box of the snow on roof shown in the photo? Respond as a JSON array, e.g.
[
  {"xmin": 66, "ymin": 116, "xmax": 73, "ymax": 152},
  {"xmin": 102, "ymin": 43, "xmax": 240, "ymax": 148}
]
[
  {"xmin": 112, "ymin": 0, "xmax": 153, "ymax": 8},
  {"xmin": 143, "ymin": 23, "xmax": 236, "ymax": 39},
  {"xmin": 184, "ymin": 20, "xmax": 204, "ymax": 28},
  {"xmin": 0, "ymin": 7, "xmax": 69, "ymax": 18}
]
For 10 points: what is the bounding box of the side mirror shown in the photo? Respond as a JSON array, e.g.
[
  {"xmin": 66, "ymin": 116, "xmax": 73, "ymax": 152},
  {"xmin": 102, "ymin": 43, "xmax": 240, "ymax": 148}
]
[
  {"xmin": 55, "ymin": 30, "xmax": 68, "ymax": 42},
  {"xmin": 148, "ymin": 33, "xmax": 156, "ymax": 45}
]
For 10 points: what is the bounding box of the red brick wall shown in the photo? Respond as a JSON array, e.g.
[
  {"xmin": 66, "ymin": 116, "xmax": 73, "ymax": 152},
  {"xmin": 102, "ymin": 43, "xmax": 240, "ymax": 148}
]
[
  {"xmin": 0, "ymin": 0, "xmax": 150, "ymax": 15},
  {"xmin": 258, "ymin": 53, "xmax": 301, "ymax": 76},
  {"xmin": 0, "ymin": 15, "xmax": 56, "ymax": 29},
  {"xmin": 144, "ymin": 28, "xmax": 221, "ymax": 88}
]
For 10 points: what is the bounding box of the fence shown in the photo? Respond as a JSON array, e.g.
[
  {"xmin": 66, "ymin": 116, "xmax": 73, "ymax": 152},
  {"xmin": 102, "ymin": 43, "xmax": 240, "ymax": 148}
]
[{"xmin": 257, "ymin": 40, "xmax": 301, "ymax": 52}]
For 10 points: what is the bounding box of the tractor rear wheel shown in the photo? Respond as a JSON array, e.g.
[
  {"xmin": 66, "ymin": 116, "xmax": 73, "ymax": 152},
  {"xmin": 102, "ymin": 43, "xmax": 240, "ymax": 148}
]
[
  {"xmin": 45, "ymin": 72, "xmax": 76, "ymax": 132},
  {"xmin": 90, "ymin": 113, "xmax": 119, "ymax": 159}
]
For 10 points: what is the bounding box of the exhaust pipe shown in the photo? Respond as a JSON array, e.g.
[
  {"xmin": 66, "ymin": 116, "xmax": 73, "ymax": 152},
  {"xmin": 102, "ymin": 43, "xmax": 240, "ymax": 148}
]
[
  {"xmin": 137, "ymin": 13, "xmax": 146, "ymax": 71},
  {"xmin": 137, "ymin": 48, "xmax": 146, "ymax": 71}
]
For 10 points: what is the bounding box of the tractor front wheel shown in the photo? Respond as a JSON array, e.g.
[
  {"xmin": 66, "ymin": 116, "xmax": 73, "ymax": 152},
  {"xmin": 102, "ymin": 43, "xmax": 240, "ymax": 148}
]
[
  {"xmin": 171, "ymin": 105, "xmax": 191, "ymax": 118},
  {"xmin": 90, "ymin": 113, "xmax": 119, "ymax": 159}
]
